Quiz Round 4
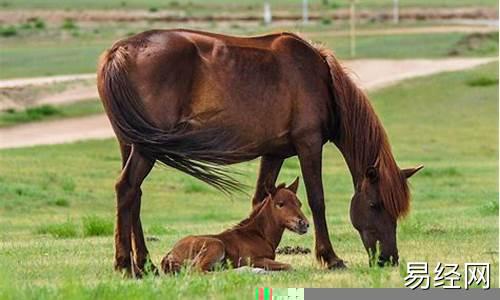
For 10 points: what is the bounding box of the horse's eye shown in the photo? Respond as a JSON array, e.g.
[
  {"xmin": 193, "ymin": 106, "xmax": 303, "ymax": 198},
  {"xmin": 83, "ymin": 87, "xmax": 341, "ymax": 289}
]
[
  {"xmin": 369, "ymin": 202, "xmax": 380, "ymax": 210},
  {"xmin": 277, "ymin": 202, "xmax": 285, "ymax": 208}
]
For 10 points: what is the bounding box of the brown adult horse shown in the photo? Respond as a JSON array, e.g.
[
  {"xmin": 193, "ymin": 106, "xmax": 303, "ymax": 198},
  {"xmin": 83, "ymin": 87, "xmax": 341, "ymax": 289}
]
[
  {"xmin": 97, "ymin": 29, "xmax": 423, "ymax": 275},
  {"xmin": 161, "ymin": 178, "xmax": 308, "ymax": 273}
]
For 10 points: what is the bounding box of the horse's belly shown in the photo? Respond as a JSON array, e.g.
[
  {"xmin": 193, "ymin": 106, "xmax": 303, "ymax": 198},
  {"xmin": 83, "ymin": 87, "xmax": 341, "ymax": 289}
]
[{"xmin": 187, "ymin": 69, "xmax": 295, "ymax": 157}]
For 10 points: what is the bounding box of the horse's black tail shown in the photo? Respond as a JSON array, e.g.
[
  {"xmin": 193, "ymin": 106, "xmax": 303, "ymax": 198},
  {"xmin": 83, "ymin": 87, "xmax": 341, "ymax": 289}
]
[{"xmin": 97, "ymin": 45, "xmax": 248, "ymax": 194}]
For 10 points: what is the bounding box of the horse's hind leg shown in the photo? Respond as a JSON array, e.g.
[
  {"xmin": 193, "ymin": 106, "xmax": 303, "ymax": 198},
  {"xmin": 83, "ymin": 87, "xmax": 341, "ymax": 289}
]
[
  {"xmin": 193, "ymin": 238, "xmax": 225, "ymax": 272},
  {"xmin": 118, "ymin": 141, "xmax": 156, "ymax": 274},
  {"xmin": 252, "ymin": 156, "xmax": 284, "ymax": 207},
  {"xmin": 131, "ymin": 191, "xmax": 158, "ymax": 275},
  {"xmin": 119, "ymin": 140, "xmax": 132, "ymax": 168},
  {"xmin": 294, "ymin": 135, "xmax": 345, "ymax": 270},
  {"xmin": 115, "ymin": 144, "xmax": 154, "ymax": 275}
]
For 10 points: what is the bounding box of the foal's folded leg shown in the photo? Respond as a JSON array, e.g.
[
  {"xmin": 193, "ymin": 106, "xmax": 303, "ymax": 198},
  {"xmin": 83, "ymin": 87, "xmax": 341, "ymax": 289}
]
[
  {"xmin": 192, "ymin": 238, "xmax": 226, "ymax": 272},
  {"xmin": 252, "ymin": 258, "xmax": 292, "ymax": 271}
]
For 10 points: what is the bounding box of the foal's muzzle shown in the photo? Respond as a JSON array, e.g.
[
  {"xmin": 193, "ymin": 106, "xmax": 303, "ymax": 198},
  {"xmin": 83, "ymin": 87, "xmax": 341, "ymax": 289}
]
[{"xmin": 295, "ymin": 218, "xmax": 309, "ymax": 235}]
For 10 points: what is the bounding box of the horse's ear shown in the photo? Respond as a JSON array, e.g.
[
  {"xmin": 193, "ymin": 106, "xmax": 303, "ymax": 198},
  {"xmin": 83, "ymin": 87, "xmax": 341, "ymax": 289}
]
[
  {"xmin": 401, "ymin": 165, "xmax": 424, "ymax": 179},
  {"xmin": 287, "ymin": 177, "xmax": 300, "ymax": 194}
]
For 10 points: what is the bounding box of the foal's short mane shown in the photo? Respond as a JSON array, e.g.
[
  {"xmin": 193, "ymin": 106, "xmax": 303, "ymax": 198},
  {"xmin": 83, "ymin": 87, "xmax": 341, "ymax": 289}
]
[
  {"xmin": 234, "ymin": 183, "xmax": 287, "ymax": 228},
  {"xmin": 311, "ymin": 42, "xmax": 410, "ymax": 219}
]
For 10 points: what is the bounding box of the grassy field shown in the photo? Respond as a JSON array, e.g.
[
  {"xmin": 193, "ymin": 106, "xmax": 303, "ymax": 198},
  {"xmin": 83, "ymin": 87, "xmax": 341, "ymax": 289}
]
[
  {"xmin": 0, "ymin": 61, "xmax": 497, "ymax": 297},
  {"xmin": 0, "ymin": 36, "xmax": 110, "ymax": 79},
  {"xmin": 3, "ymin": 0, "xmax": 498, "ymax": 10},
  {"xmin": 1, "ymin": 21, "xmax": 497, "ymax": 78},
  {"xmin": 0, "ymin": 100, "xmax": 102, "ymax": 127}
]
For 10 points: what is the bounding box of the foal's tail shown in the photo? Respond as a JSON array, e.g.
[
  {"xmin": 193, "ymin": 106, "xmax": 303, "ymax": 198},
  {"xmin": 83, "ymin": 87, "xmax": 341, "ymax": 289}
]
[{"xmin": 97, "ymin": 45, "xmax": 246, "ymax": 193}]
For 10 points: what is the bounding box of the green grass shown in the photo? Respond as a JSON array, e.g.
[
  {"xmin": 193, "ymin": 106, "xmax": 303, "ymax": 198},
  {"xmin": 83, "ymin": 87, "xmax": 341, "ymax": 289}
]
[
  {"xmin": 467, "ymin": 76, "xmax": 499, "ymax": 87},
  {"xmin": 448, "ymin": 32, "xmax": 499, "ymax": 57},
  {"xmin": 0, "ymin": 62, "xmax": 497, "ymax": 296},
  {"xmin": 0, "ymin": 38, "xmax": 109, "ymax": 78},
  {"xmin": 0, "ymin": 25, "xmax": 18, "ymax": 37},
  {"xmin": 82, "ymin": 215, "xmax": 114, "ymax": 237},
  {"xmin": 0, "ymin": 99, "xmax": 103, "ymax": 127},
  {"xmin": 47, "ymin": 197, "xmax": 71, "ymax": 207},
  {"xmin": 61, "ymin": 19, "xmax": 79, "ymax": 30},
  {"xmin": 2, "ymin": 0, "xmax": 497, "ymax": 10},
  {"xmin": 36, "ymin": 219, "xmax": 79, "ymax": 239},
  {"xmin": 1, "ymin": 105, "xmax": 61, "ymax": 124}
]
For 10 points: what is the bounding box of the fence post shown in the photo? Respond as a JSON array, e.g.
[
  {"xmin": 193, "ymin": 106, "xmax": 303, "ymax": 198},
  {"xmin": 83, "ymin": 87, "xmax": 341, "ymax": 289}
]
[
  {"xmin": 264, "ymin": 1, "xmax": 272, "ymax": 25},
  {"xmin": 393, "ymin": 0, "xmax": 399, "ymax": 24},
  {"xmin": 303, "ymin": 0, "xmax": 309, "ymax": 24},
  {"xmin": 350, "ymin": 0, "xmax": 356, "ymax": 57}
]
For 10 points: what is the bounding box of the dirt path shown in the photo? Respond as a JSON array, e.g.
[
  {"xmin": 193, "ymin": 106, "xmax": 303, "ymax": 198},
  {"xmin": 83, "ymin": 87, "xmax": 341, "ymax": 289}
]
[
  {"xmin": 0, "ymin": 115, "xmax": 112, "ymax": 149},
  {"xmin": 0, "ymin": 79, "xmax": 98, "ymax": 111},
  {"xmin": 0, "ymin": 74, "xmax": 96, "ymax": 89},
  {"xmin": 345, "ymin": 57, "xmax": 497, "ymax": 90},
  {"xmin": 0, "ymin": 75, "xmax": 98, "ymax": 111},
  {"xmin": 0, "ymin": 57, "xmax": 496, "ymax": 149}
]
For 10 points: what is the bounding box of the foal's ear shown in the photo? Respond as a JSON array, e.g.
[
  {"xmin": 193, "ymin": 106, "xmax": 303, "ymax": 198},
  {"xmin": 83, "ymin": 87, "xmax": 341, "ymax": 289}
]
[
  {"xmin": 287, "ymin": 177, "xmax": 300, "ymax": 194},
  {"xmin": 401, "ymin": 165, "xmax": 424, "ymax": 179}
]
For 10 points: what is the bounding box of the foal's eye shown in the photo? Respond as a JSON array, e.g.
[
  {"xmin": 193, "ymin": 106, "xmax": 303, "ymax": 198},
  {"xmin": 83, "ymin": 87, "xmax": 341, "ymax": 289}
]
[{"xmin": 277, "ymin": 201, "xmax": 285, "ymax": 208}]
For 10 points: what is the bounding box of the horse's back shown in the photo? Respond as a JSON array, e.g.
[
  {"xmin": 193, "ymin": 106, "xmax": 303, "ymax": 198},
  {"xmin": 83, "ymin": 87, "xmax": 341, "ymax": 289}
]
[
  {"xmin": 107, "ymin": 29, "xmax": 331, "ymax": 154},
  {"xmin": 115, "ymin": 29, "xmax": 322, "ymax": 96}
]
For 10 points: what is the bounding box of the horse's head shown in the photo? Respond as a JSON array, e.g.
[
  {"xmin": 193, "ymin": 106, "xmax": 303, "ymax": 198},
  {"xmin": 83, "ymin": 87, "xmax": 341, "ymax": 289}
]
[
  {"xmin": 268, "ymin": 177, "xmax": 309, "ymax": 235},
  {"xmin": 350, "ymin": 165, "xmax": 423, "ymax": 266}
]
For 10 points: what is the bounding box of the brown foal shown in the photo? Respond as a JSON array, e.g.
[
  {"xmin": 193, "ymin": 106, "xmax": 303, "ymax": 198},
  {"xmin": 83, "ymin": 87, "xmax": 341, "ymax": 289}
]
[{"xmin": 161, "ymin": 178, "xmax": 309, "ymax": 273}]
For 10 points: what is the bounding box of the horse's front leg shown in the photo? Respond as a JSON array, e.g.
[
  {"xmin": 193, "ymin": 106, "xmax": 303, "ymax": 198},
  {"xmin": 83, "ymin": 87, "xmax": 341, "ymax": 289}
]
[
  {"xmin": 295, "ymin": 135, "xmax": 346, "ymax": 269},
  {"xmin": 252, "ymin": 155, "xmax": 284, "ymax": 207},
  {"xmin": 114, "ymin": 145, "xmax": 154, "ymax": 276}
]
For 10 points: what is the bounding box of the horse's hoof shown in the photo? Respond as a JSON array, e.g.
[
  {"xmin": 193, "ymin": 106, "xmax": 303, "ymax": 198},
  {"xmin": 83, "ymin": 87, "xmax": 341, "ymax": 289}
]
[
  {"xmin": 328, "ymin": 259, "xmax": 347, "ymax": 270},
  {"xmin": 116, "ymin": 267, "xmax": 134, "ymax": 279},
  {"xmin": 114, "ymin": 262, "xmax": 133, "ymax": 277},
  {"xmin": 145, "ymin": 264, "xmax": 160, "ymax": 277},
  {"xmin": 132, "ymin": 262, "xmax": 159, "ymax": 279},
  {"xmin": 141, "ymin": 260, "xmax": 159, "ymax": 274}
]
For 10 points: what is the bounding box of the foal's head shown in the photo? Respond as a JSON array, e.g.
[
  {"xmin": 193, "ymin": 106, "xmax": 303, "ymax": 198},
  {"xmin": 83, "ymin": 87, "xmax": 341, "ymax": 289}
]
[{"xmin": 266, "ymin": 177, "xmax": 309, "ymax": 235}]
